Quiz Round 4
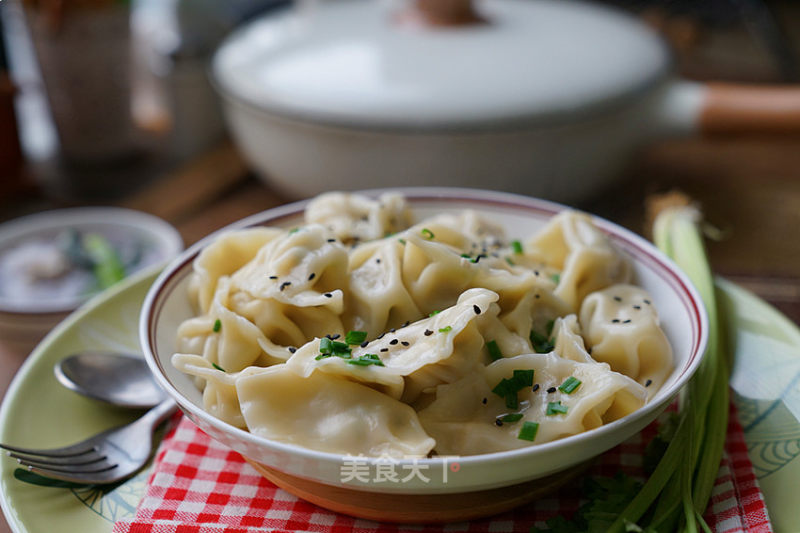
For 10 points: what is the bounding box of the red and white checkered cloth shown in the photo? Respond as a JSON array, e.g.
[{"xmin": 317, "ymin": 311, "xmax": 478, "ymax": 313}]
[{"xmin": 113, "ymin": 399, "xmax": 771, "ymax": 533}]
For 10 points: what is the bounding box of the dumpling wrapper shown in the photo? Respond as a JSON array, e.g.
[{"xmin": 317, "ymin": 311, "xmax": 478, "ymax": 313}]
[
  {"xmin": 287, "ymin": 288, "xmax": 501, "ymax": 402},
  {"xmin": 236, "ymin": 364, "xmax": 435, "ymax": 458},
  {"xmin": 304, "ymin": 192, "xmax": 412, "ymax": 244},
  {"xmin": 524, "ymin": 211, "xmax": 632, "ymax": 310},
  {"xmin": 418, "ymin": 352, "xmax": 647, "ymax": 456},
  {"xmin": 579, "ymin": 284, "xmax": 673, "ymax": 396}
]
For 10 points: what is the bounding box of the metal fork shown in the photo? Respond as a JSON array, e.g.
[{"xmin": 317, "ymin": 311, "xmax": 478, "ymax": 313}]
[{"xmin": 0, "ymin": 399, "xmax": 177, "ymax": 484}]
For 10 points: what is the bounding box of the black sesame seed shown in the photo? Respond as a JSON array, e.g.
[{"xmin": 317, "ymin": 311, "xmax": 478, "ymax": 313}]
[
  {"xmin": 547, "ymin": 387, "xmax": 557, "ymax": 394},
  {"xmin": 401, "ymin": 341, "xmax": 410, "ymax": 346},
  {"xmin": 327, "ymin": 238, "xmax": 336, "ymax": 243},
  {"xmin": 612, "ymin": 319, "xmax": 620, "ymax": 324},
  {"xmin": 288, "ymin": 347, "xmax": 297, "ymax": 353},
  {"xmin": 269, "ymin": 275, "xmax": 278, "ymax": 280},
  {"xmin": 473, "ymin": 305, "xmax": 481, "ymax": 315},
  {"xmin": 279, "ymin": 281, "xmax": 291, "ymax": 291},
  {"xmin": 532, "ymin": 384, "xmax": 540, "ymax": 392},
  {"xmin": 324, "ymin": 293, "xmax": 332, "ymax": 298},
  {"xmin": 360, "ymin": 341, "xmax": 369, "ymax": 348},
  {"xmin": 390, "ymin": 328, "xmax": 396, "ymax": 333},
  {"xmin": 645, "ymin": 379, "xmax": 653, "ymax": 387},
  {"xmin": 308, "ymin": 273, "xmax": 316, "ymax": 281},
  {"xmin": 402, "ymin": 321, "xmax": 410, "ymax": 328},
  {"xmin": 380, "ymin": 348, "xmax": 389, "ymax": 352},
  {"xmin": 534, "ymin": 294, "xmax": 540, "ymax": 299},
  {"xmin": 482, "ymin": 398, "xmax": 488, "ymax": 404},
  {"xmin": 329, "ymin": 333, "xmax": 341, "ymax": 340},
  {"xmin": 623, "ymin": 319, "xmax": 632, "ymax": 324},
  {"xmin": 633, "ymin": 305, "xmax": 641, "ymax": 310},
  {"xmin": 613, "ymin": 296, "xmax": 622, "ymax": 302},
  {"xmin": 424, "ymin": 329, "xmax": 433, "ymax": 336},
  {"xmin": 644, "ymin": 299, "xmax": 651, "ymax": 305},
  {"xmin": 534, "ymin": 270, "xmax": 540, "ymax": 276},
  {"xmin": 390, "ymin": 339, "xmax": 399, "ymax": 345},
  {"xmin": 377, "ymin": 333, "xmax": 385, "ymax": 340},
  {"xmin": 495, "ymin": 420, "xmax": 504, "ymax": 427},
  {"xmin": 376, "ymin": 258, "xmax": 381, "ymax": 263}
]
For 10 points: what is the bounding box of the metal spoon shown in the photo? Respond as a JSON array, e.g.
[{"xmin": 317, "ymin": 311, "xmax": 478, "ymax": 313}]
[{"xmin": 55, "ymin": 352, "xmax": 167, "ymax": 409}]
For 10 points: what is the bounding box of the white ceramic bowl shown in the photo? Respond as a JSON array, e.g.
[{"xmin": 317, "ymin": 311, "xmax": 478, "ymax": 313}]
[
  {"xmin": 0, "ymin": 208, "xmax": 183, "ymax": 353},
  {"xmin": 140, "ymin": 188, "xmax": 707, "ymax": 496}
]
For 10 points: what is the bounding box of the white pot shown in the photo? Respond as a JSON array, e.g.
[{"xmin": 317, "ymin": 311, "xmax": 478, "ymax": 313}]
[{"xmin": 212, "ymin": 0, "xmax": 800, "ymax": 203}]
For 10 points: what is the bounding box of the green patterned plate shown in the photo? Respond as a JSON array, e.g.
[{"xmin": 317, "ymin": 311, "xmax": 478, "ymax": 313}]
[
  {"xmin": 0, "ymin": 272, "xmax": 798, "ymax": 532},
  {"xmin": 720, "ymin": 279, "xmax": 800, "ymax": 533},
  {"xmin": 0, "ymin": 267, "xmax": 160, "ymax": 533}
]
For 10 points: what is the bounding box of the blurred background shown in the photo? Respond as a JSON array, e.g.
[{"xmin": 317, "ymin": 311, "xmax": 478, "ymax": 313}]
[{"xmin": 1, "ymin": 0, "xmax": 799, "ymax": 400}]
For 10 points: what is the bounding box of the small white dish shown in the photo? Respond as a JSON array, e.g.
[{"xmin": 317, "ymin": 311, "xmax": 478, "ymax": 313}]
[
  {"xmin": 140, "ymin": 188, "xmax": 707, "ymax": 499},
  {"xmin": 0, "ymin": 207, "xmax": 183, "ymax": 352}
]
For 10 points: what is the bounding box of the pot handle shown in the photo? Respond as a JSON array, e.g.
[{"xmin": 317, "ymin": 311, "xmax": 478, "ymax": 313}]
[
  {"xmin": 699, "ymin": 83, "xmax": 800, "ymax": 135},
  {"xmin": 659, "ymin": 80, "xmax": 800, "ymax": 137}
]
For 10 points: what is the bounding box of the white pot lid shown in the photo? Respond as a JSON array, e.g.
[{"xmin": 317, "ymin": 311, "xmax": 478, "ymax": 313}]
[{"xmin": 212, "ymin": 0, "xmax": 670, "ymax": 130}]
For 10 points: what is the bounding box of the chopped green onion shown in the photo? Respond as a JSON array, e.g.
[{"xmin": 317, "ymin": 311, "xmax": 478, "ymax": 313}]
[
  {"xmin": 513, "ymin": 369, "xmax": 534, "ymax": 388},
  {"xmin": 546, "ymin": 401, "xmax": 568, "ymax": 416},
  {"xmin": 428, "ymin": 310, "xmax": 441, "ymax": 317},
  {"xmin": 398, "ymin": 238, "xmax": 406, "ymax": 245},
  {"xmin": 421, "ymin": 228, "xmax": 435, "ymax": 239},
  {"xmin": 530, "ymin": 329, "xmax": 554, "ymax": 353},
  {"xmin": 319, "ymin": 337, "xmax": 333, "ymax": 354},
  {"xmin": 487, "ymin": 340, "xmax": 503, "ymax": 361},
  {"xmin": 345, "ymin": 330, "xmax": 367, "ymax": 345},
  {"xmin": 346, "ymin": 354, "xmax": 385, "ymax": 367},
  {"xmin": 499, "ymin": 413, "xmax": 523, "ymax": 423},
  {"xmin": 511, "ymin": 240, "xmax": 523, "ymax": 254},
  {"xmin": 491, "ymin": 378, "xmax": 515, "ymax": 398},
  {"xmin": 550, "ymin": 273, "xmax": 561, "ymax": 284},
  {"xmin": 438, "ymin": 326, "xmax": 452, "ymax": 333},
  {"xmin": 461, "ymin": 253, "xmax": 471, "ymax": 259},
  {"xmin": 518, "ymin": 421, "xmax": 539, "ymax": 441},
  {"xmin": 213, "ymin": 319, "xmax": 221, "ymax": 333},
  {"xmin": 288, "ymin": 227, "xmax": 300, "ymax": 234},
  {"xmin": 212, "ymin": 362, "xmax": 226, "ymax": 372},
  {"xmin": 492, "ymin": 370, "xmax": 534, "ymax": 410},
  {"xmin": 558, "ymin": 376, "xmax": 582, "ymax": 395},
  {"xmin": 505, "ymin": 257, "xmax": 515, "ymax": 266},
  {"xmin": 318, "ymin": 337, "xmax": 352, "ymax": 360}
]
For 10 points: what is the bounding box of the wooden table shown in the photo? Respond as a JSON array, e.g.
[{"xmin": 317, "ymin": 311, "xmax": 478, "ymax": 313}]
[{"xmin": 0, "ymin": 134, "xmax": 799, "ymax": 532}]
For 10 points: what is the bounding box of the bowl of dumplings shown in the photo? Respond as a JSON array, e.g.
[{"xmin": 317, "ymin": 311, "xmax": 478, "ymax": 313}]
[{"xmin": 140, "ymin": 188, "xmax": 707, "ymax": 522}]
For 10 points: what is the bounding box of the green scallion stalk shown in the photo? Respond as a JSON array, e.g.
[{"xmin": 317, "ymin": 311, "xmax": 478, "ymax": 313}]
[{"xmin": 608, "ymin": 200, "xmax": 728, "ymax": 532}]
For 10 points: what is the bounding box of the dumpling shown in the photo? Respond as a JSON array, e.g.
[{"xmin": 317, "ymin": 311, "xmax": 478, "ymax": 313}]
[
  {"xmin": 172, "ymin": 353, "xmax": 268, "ymax": 429},
  {"xmin": 231, "ymin": 224, "xmax": 348, "ymax": 312},
  {"xmin": 579, "ymin": 284, "xmax": 673, "ymax": 396},
  {"xmin": 304, "ymin": 192, "xmax": 412, "ymax": 244},
  {"xmin": 552, "ymin": 315, "xmax": 595, "ymax": 364},
  {"xmin": 188, "ymin": 228, "xmax": 283, "ymax": 314},
  {"xmin": 346, "ymin": 238, "xmax": 422, "ymax": 335},
  {"xmin": 236, "ymin": 364, "xmax": 435, "ymax": 458},
  {"xmin": 408, "ymin": 210, "xmax": 506, "ymax": 254},
  {"xmin": 418, "ymin": 353, "xmax": 647, "ymax": 456},
  {"xmin": 524, "ymin": 211, "xmax": 632, "ymax": 310},
  {"xmin": 177, "ymin": 277, "xmax": 285, "ymax": 373},
  {"xmin": 288, "ymin": 288, "xmax": 500, "ymax": 403}
]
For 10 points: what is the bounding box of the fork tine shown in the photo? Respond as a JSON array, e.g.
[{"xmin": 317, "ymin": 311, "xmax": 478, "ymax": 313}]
[
  {"xmin": 0, "ymin": 442, "xmax": 96, "ymax": 458},
  {"xmin": 19, "ymin": 459, "xmax": 117, "ymax": 475},
  {"xmin": 23, "ymin": 464, "xmax": 118, "ymax": 485},
  {"xmin": 8, "ymin": 450, "xmax": 107, "ymax": 467}
]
